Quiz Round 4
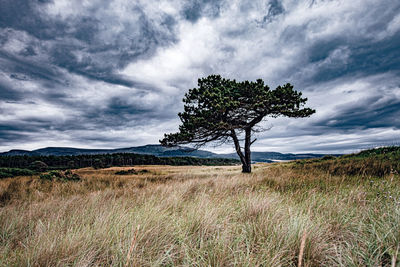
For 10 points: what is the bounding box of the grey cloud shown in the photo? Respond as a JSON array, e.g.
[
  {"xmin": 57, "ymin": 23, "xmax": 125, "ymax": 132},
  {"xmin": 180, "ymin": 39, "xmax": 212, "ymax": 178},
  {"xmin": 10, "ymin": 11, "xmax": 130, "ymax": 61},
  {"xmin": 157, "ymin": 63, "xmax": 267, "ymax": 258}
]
[
  {"xmin": 263, "ymin": 0, "xmax": 284, "ymax": 22},
  {"xmin": 182, "ymin": 0, "xmax": 223, "ymax": 22},
  {"xmin": 0, "ymin": 0, "xmax": 178, "ymax": 86},
  {"xmin": 88, "ymin": 94, "xmax": 180, "ymax": 128},
  {"xmin": 0, "ymin": 50, "xmax": 65, "ymax": 84},
  {"xmin": 0, "ymin": 81, "xmax": 22, "ymax": 101},
  {"xmin": 0, "ymin": 130, "xmax": 28, "ymax": 144},
  {"xmin": 0, "ymin": 0, "xmax": 65, "ymax": 40},
  {"xmin": 307, "ymin": 33, "xmax": 400, "ymax": 83},
  {"xmin": 315, "ymin": 95, "xmax": 400, "ymax": 130},
  {"xmin": 48, "ymin": 14, "xmax": 176, "ymax": 85},
  {"xmin": 51, "ymin": 6, "xmax": 177, "ymax": 85},
  {"xmin": 0, "ymin": 120, "xmax": 53, "ymax": 144}
]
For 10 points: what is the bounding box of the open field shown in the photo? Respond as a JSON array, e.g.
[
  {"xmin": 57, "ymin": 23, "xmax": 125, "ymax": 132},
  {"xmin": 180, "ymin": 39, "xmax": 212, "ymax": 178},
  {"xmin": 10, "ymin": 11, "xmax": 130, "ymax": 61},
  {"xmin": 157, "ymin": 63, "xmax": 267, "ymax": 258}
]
[{"xmin": 0, "ymin": 159, "xmax": 399, "ymax": 266}]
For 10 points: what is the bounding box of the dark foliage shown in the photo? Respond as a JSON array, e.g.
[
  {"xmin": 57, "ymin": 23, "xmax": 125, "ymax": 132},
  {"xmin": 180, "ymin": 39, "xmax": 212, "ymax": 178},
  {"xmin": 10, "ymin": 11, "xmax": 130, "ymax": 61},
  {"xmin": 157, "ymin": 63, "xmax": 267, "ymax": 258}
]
[
  {"xmin": 39, "ymin": 170, "xmax": 81, "ymax": 182},
  {"xmin": 29, "ymin": 161, "xmax": 48, "ymax": 172},
  {"xmin": 0, "ymin": 153, "xmax": 239, "ymax": 171},
  {"xmin": 321, "ymin": 155, "xmax": 336, "ymax": 160},
  {"xmin": 115, "ymin": 169, "xmax": 138, "ymax": 175},
  {"xmin": 0, "ymin": 168, "xmax": 36, "ymax": 179},
  {"xmin": 93, "ymin": 158, "xmax": 105, "ymax": 169},
  {"xmin": 292, "ymin": 146, "xmax": 400, "ymax": 177},
  {"xmin": 344, "ymin": 146, "xmax": 400, "ymax": 160},
  {"xmin": 115, "ymin": 168, "xmax": 150, "ymax": 175}
]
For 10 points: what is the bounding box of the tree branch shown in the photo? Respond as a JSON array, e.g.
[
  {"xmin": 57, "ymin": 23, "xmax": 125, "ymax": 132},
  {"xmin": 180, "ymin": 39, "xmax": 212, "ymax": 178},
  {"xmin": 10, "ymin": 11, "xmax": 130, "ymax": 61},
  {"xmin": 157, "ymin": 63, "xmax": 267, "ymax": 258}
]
[{"xmin": 230, "ymin": 129, "xmax": 246, "ymax": 165}]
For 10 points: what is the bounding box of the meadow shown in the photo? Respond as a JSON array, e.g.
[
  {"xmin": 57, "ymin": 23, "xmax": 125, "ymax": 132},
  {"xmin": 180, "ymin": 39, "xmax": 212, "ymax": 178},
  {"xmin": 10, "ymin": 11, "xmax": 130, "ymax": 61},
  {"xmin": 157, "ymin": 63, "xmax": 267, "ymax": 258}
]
[{"xmin": 0, "ymin": 151, "xmax": 399, "ymax": 266}]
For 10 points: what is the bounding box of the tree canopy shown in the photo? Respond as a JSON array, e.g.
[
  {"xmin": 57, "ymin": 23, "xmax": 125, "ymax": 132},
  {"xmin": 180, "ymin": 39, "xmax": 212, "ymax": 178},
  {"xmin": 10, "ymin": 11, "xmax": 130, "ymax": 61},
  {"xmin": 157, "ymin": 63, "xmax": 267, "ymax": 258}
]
[{"xmin": 160, "ymin": 75, "xmax": 315, "ymax": 172}]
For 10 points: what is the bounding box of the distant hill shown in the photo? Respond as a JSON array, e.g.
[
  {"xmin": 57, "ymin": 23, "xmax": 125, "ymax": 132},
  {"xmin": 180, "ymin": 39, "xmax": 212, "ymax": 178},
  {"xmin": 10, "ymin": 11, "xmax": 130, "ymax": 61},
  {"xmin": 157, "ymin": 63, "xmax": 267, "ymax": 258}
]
[
  {"xmin": 0, "ymin": 145, "xmax": 216, "ymax": 158},
  {"xmin": 0, "ymin": 144, "xmax": 338, "ymax": 162},
  {"xmin": 218, "ymin": 151, "xmax": 332, "ymax": 162}
]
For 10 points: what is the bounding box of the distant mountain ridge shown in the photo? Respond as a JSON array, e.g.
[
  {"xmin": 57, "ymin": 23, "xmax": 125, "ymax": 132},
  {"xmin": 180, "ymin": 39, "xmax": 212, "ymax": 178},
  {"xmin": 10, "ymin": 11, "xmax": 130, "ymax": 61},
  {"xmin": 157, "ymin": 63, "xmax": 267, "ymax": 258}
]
[{"xmin": 0, "ymin": 144, "xmax": 338, "ymax": 162}]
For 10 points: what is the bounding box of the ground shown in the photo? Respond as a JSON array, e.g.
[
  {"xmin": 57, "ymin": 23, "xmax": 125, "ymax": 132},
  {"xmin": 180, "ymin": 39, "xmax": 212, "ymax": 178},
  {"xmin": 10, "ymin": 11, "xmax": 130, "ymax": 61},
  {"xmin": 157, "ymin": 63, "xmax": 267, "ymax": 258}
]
[{"xmin": 0, "ymin": 163, "xmax": 399, "ymax": 266}]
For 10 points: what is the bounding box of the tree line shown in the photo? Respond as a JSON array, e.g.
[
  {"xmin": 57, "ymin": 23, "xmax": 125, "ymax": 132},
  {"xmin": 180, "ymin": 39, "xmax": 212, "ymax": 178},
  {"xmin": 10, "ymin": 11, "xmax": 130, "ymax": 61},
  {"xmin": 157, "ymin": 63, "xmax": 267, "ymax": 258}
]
[{"xmin": 0, "ymin": 153, "xmax": 239, "ymax": 170}]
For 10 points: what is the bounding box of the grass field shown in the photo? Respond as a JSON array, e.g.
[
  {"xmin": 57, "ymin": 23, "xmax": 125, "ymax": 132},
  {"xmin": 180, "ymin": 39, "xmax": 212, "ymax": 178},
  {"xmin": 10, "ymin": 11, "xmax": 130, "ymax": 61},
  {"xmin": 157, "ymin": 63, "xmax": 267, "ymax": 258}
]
[{"xmin": 0, "ymin": 157, "xmax": 399, "ymax": 266}]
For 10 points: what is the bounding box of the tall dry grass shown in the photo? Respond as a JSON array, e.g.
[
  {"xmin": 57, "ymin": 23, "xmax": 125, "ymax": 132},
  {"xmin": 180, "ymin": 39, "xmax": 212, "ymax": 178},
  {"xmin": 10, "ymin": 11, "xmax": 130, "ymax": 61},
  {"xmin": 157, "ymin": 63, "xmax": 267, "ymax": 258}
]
[{"xmin": 0, "ymin": 164, "xmax": 399, "ymax": 266}]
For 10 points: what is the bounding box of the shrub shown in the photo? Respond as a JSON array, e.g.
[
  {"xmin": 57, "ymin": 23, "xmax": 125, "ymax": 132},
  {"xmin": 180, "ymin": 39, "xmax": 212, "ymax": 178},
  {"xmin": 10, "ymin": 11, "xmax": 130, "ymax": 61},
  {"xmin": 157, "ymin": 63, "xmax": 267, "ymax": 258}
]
[
  {"xmin": 0, "ymin": 171, "xmax": 11, "ymax": 179},
  {"xmin": 29, "ymin": 161, "xmax": 48, "ymax": 172},
  {"xmin": 0, "ymin": 168, "xmax": 36, "ymax": 179},
  {"xmin": 93, "ymin": 159, "xmax": 105, "ymax": 169},
  {"xmin": 40, "ymin": 170, "xmax": 81, "ymax": 182},
  {"xmin": 115, "ymin": 169, "xmax": 150, "ymax": 175},
  {"xmin": 115, "ymin": 169, "xmax": 138, "ymax": 175},
  {"xmin": 321, "ymin": 155, "xmax": 336, "ymax": 160}
]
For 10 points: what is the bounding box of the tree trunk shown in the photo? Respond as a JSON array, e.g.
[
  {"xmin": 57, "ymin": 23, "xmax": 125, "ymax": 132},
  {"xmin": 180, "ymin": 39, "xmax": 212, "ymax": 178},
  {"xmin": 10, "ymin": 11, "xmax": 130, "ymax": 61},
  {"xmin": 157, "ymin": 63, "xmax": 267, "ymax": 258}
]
[
  {"xmin": 243, "ymin": 128, "xmax": 252, "ymax": 173},
  {"xmin": 231, "ymin": 129, "xmax": 248, "ymax": 172},
  {"xmin": 231, "ymin": 129, "xmax": 252, "ymax": 173},
  {"xmin": 242, "ymin": 163, "xmax": 251, "ymax": 173}
]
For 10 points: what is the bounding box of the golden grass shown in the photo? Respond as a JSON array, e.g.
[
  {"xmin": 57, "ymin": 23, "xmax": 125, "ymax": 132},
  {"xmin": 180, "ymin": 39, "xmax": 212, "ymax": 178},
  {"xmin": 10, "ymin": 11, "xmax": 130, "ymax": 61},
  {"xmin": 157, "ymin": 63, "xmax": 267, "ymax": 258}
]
[{"xmin": 0, "ymin": 163, "xmax": 399, "ymax": 266}]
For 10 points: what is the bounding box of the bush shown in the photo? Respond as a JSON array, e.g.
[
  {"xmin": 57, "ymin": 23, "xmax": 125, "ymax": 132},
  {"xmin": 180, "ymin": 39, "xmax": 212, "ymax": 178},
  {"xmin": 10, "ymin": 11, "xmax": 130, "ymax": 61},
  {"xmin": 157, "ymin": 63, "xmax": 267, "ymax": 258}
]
[
  {"xmin": 29, "ymin": 161, "xmax": 48, "ymax": 172},
  {"xmin": 0, "ymin": 168, "xmax": 36, "ymax": 179},
  {"xmin": 321, "ymin": 155, "xmax": 336, "ymax": 160},
  {"xmin": 115, "ymin": 169, "xmax": 138, "ymax": 175},
  {"xmin": 115, "ymin": 169, "xmax": 150, "ymax": 175},
  {"xmin": 93, "ymin": 159, "xmax": 105, "ymax": 169},
  {"xmin": 40, "ymin": 170, "xmax": 81, "ymax": 182}
]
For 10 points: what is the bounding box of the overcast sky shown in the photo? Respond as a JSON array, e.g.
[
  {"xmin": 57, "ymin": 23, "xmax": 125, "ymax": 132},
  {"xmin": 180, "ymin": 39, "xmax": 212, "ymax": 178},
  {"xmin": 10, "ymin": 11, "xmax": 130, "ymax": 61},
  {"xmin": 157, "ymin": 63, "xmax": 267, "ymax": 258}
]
[{"xmin": 1, "ymin": 0, "xmax": 400, "ymax": 154}]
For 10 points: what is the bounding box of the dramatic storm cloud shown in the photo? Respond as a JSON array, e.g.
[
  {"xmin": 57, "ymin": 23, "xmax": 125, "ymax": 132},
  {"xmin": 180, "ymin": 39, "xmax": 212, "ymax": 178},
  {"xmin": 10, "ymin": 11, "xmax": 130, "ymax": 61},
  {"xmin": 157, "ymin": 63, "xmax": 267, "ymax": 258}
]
[{"xmin": 1, "ymin": 0, "xmax": 400, "ymax": 153}]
